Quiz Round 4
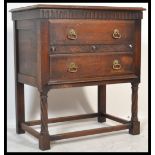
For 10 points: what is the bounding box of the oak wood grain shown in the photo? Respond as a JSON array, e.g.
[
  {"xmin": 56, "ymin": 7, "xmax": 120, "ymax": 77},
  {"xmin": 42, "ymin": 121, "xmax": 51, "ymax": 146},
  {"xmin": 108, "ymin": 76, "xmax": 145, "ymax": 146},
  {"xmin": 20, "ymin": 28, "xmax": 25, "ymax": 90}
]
[
  {"xmin": 49, "ymin": 20, "xmax": 135, "ymax": 45},
  {"xmin": 10, "ymin": 4, "xmax": 146, "ymax": 12},
  {"xmin": 50, "ymin": 53, "xmax": 134, "ymax": 82}
]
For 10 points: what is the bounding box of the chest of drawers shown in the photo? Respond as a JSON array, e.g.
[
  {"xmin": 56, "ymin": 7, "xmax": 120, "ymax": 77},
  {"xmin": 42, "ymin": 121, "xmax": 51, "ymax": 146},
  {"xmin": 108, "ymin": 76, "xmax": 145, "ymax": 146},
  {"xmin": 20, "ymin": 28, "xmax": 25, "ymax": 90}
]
[{"xmin": 11, "ymin": 5, "xmax": 145, "ymax": 150}]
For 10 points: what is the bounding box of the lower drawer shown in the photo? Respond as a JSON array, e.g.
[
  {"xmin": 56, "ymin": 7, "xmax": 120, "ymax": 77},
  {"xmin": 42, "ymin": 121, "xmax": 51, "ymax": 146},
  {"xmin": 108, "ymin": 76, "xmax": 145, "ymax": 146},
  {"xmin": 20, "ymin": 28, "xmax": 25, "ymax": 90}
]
[{"xmin": 49, "ymin": 53, "xmax": 134, "ymax": 82}]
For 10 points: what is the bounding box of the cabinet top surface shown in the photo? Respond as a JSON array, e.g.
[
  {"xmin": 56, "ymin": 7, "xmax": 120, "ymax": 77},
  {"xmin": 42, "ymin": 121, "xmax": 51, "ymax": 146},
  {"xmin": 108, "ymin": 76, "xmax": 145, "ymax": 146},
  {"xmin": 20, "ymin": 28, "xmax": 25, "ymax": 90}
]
[{"xmin": 10, "ymin": 4, "xmax": 146, "ymax": 12}]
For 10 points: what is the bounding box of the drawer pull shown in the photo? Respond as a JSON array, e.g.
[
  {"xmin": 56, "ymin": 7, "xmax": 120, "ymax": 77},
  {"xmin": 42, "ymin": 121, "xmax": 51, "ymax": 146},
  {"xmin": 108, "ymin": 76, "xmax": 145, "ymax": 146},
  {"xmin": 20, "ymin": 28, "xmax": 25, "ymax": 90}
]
[
  {"xmin": 67, "ymin": 29, "xmax": 77, "ymax": 40},
  {"xmin": 112, "ymin": 60, "xmax": 121, "ymax": 70},
  {"xmin": 91, "ymin": 45, "xmax": 97, "ymax": 51},
  {"xmin": 68, "ymin": 62, "xmax": 78, "ymax": 73},
  {"xmin": 51, "ymin": 46, "xmax": 56, "ymax": 52},
  {"xmin": 129, "ymin": 44, "xmax": 133, "ymax": 48},
  {"xmin": 112, "ymin": 29, "xmax": 121, "ymax": 39}
]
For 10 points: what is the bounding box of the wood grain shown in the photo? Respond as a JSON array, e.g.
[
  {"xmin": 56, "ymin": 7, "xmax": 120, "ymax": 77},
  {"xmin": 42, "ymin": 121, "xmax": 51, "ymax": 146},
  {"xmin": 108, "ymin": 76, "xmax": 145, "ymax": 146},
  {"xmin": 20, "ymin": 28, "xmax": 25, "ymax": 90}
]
[
  {"xmin": 26, "ymin": 113, "xmax": 98, "ymax": 126},
  {"xmin": 50, "ymin": 124, "xmax": 130, "ymax": 141},
  {"xmin": 129, "ymin": 82, "xmax": 140, "ymax": 135},
  {"xmin": 16, "ymin": 20, "xmax": 37, "ymax": 77},
  {"xmin": 10, "ymin": 4, "xmax": 146, "ymax": 12},
  {"xmin": 13, "ymin": 21, "xmax": 25, "ymax": 134},
  {"xmin": 49, "ymin": 44, "xmax": 133, "ymax": 54},
  {"xmin": 39, "ymin": 90, "xmax": 50, "ymax": 150},
  {"xmin": 49, "ymin": 20, "xmax": 135, "ymax": 45},
  {"xmin": 21, "ymin": 123, "xmax": 40, "ymax": 139},
  {"xmin": 50, "ymin": 53, "xmax": 134, "ymax": 82}
]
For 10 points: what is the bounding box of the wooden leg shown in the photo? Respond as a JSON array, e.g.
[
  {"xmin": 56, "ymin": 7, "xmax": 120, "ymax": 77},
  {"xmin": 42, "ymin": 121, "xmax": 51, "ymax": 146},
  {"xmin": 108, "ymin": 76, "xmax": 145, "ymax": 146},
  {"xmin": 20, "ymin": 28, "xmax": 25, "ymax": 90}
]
[
  {"xmin": 98, "ymin": 85, "xmax": 106, "ymax": 123},
  {"xmin": 15, "ymin": 82, "xmax": 25, "ymax": 134},
  {"xmin": 129, "ymin": 82, "xmax": 140, "ymax": 135},
  {"xmin": 39, "ymin": 90, "xmax": 50, "ymax": 150}
]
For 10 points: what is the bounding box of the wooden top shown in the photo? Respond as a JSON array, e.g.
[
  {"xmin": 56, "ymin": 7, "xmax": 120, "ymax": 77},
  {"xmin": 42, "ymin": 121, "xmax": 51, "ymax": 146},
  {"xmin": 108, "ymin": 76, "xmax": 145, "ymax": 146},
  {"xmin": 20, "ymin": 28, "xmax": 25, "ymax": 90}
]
[{"xmin": 10, "ymin": 4, "xmax": 146, "ymax": 12}]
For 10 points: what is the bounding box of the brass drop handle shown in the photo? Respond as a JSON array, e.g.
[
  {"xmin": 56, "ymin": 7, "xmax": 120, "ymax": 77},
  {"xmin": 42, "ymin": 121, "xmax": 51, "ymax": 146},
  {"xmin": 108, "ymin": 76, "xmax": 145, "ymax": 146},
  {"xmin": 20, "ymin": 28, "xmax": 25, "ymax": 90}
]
[
  {"xmin": 112, "ymin": 29, "xmax": 121, "ymax": 39},
  {"xmin": 67, "ymin": 29, "xmax": 77, "ymax": 40},
  {"xmin": 68, "ymin": 62, "xmax": 78, "ymax": 73},
  {"xmin": 112, "ymin": 60, "xmax": 121, "ymax": 70}
]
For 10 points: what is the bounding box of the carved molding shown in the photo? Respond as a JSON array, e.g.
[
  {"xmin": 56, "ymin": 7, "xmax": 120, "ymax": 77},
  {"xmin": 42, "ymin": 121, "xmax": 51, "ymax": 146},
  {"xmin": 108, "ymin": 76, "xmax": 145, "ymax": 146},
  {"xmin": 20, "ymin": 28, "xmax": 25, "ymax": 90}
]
[
  {"xmin": 40, "ymin": 9, "xmax": 143, "ymax": 19},
  {"xmin": 12, "ymin": 9, "xmax": 143, "ymax": 20},
  {"xmin": 40, "ymin": 91, "xmax": 49, "ymax": 134}
]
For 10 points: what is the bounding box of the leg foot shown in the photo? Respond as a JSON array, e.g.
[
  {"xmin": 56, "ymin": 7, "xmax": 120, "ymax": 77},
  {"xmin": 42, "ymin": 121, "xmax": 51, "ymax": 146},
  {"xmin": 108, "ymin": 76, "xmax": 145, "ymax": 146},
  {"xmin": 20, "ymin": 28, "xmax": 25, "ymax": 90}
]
[
  {"xmin": 129, "ymin": 121, "xmax": 140, "ymax": 135},
  {"xmin": 98, "ymin": 116, "xmax": 106, "ymax": 123},
  {"xmin": 16, "ymin": 128, "xmax": 25, "ymax": 134},
  {"xmin": 39, "ymin": 133, "xmax": 50, "ymax": 150}
]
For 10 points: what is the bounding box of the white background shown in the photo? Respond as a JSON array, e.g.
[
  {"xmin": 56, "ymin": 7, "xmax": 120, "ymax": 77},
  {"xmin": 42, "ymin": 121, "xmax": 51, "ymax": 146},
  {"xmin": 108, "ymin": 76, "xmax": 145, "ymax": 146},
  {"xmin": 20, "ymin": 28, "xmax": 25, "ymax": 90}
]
[
  {"xmin": 0, "ymin": 0, "xmax": 4, "ymax": 154},
  {"xmin": 6, "ymin": 3, "xmax": 149, "ymax": 152},
  {"xmin": 151, "ymin": 0, "xmax": 154, "ymax": 153}
]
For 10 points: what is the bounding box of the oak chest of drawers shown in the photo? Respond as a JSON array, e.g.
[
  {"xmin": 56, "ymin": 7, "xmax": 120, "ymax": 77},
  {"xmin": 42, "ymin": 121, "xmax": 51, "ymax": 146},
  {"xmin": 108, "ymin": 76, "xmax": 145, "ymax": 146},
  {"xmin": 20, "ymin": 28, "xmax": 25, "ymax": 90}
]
[{"xmin": 11, "ymin": 5, "xmax": 145, "ymax": 150}]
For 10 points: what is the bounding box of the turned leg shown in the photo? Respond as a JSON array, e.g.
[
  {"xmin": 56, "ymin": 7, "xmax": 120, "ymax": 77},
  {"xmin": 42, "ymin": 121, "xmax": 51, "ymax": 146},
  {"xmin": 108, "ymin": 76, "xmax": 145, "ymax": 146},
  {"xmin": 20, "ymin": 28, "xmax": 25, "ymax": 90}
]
[
  {"xmin": 15, "ymin": 82, "xmax": 25, "ymax": 134},
  {"xmin": 39, "ymin": 90, "xmax": 50, "ymax": 150},
  {"xmin": 129, "ymin": 82, "xmax": 140, "ymax": 135},
  {"xmin": 98, "ymin": 85, "xmax": 106, "ymax": 123}
]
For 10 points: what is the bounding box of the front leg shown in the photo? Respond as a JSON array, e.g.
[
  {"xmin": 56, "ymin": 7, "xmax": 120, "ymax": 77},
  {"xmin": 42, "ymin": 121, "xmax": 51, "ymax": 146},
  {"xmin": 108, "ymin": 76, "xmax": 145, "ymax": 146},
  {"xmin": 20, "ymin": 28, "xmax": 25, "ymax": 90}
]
[
  {"xmin": 39, "ymin": 89, "xmax": 50, "ymax": 150},
  {"xmin": 98, "ymin": 85, "xmax": 106, "ymax": 123},
  {"xmin": 15, "ymin": 82, "xmax": 25, "ymax": 134},
  {"xmin": 129, "ymin": 82, "xmax": 140, "ymax": 135}
]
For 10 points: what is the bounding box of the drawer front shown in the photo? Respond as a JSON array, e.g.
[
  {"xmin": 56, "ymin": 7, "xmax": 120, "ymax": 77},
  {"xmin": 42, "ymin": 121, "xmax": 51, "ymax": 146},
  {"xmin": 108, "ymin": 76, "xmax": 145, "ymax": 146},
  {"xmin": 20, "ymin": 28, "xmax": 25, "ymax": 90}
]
[
  {"xmin": 50, "ymin": 53, "xmax": 134, "ymax": 82},
  {"xmin": 49, "ymin": 20, "xmax": 135, "ymax": 45}
]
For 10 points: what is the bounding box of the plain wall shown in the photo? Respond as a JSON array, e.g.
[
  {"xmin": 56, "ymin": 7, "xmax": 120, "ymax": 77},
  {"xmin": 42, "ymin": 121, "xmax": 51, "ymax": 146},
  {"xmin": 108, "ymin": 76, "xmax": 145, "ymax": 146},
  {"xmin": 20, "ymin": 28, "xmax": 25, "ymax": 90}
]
[{"xmin": 7, "ymin": 3, "xmax": 148, "ymax": 131}]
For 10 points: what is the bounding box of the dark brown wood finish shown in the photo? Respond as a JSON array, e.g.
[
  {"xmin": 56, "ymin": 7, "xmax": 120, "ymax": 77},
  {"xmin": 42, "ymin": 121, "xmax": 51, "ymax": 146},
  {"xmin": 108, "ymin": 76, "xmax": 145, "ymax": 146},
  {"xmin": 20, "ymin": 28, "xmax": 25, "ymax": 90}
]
[
  {"xmin": 15, "ymin": 20, "xmax": 37, "ymax": 89},
  {"xmin": 16, "ymin": 20, "xmax": 37, "ymax": 77},
  {"xmin": 98, "ymin": 85, "xmax": 106, "ymax": 122},
  {"xmin": 49, "ymin": 53, "xmax": 134, "ymax": 82},
  {"xmin": 11, "ymin": 5, "xmax": 145, "ymax": 150},
  {"xmin": 134, "ymin": 20, "xmax": 142, "ymax": 82},
  {"xmin": 50, "ymin": 124, "xmax": 130, "ymax": 141},
  {"xmin": 21, "ymin": 123, "xmax": 40, "ymax": 139},
  {"xmin": 10, "ymin": 5, "xmax": 145, "ymax": 21},
  {"xmin": 26, "ymin": 113, "xmax": 98, "ymax": 126},
  {"xmin": 25, "ymin": 113, "xmax": 129, "ymax": 127},
  {"xmin": 15, "ymin": 82, "xmax": 25, "ymax": 134},
  {"xmin": 48, "ymin": 74, "xmax": 138, "ymax": 87},
  {"xmin": 13, "ymin": 21, "xmax": 25, "ymax": 134},
  {"xmin": 104, "ymin": 113, "xmax": 129, "ymax": 124},
  {"xmin": 36, "ymin": 19, "xmax": 50, "ymax": 91},
  {"xmin": 129, "ymin": 82, "xmax": 140, "ymax": 135},
  {"xmin": 49, "ymin": 44, "xmax": 133, "ymax": 54},
  {"xmin": 49, "ymin": 20, "xmax": 135, "ymax": 45},
  {"xmin": 10, "ymin": 4, "xmax": 146, "ymax": 12},
  {"xmin": 39, "ymin": 89, "xmax": 50, "ymax": 150}
]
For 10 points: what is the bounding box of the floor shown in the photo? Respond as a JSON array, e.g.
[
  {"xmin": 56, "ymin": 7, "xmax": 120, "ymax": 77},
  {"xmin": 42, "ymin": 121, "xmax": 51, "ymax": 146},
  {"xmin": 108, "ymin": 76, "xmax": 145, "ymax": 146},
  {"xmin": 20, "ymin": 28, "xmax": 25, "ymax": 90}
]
[{"xmin": 7, "ymin": 118, "xmax": 148, "ymax": 152}]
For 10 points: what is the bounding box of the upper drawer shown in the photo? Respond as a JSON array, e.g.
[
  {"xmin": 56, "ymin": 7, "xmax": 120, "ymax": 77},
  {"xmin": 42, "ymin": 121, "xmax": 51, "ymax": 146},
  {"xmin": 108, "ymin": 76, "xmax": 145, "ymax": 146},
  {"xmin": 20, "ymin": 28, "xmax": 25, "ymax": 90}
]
[{"xmin": 49, "ymin": 19, "xmax": 135, "ymax": 45}]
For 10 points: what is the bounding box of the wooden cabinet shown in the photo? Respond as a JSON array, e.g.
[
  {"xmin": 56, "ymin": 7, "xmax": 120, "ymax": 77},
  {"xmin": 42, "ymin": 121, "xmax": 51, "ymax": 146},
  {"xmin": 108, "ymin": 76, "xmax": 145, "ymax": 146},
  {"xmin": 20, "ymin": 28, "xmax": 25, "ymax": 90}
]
[{"xmin": 10, "ymin": 4, "xmax": 145, "ymax": 150}]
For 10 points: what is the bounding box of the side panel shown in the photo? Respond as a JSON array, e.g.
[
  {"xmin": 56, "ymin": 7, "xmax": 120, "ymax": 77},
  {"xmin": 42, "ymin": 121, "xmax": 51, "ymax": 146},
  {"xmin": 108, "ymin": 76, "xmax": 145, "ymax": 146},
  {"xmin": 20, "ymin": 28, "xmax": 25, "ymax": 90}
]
[{"xmin": 16, "ymin": 20, "xmax": 37, "ymax": 77}]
